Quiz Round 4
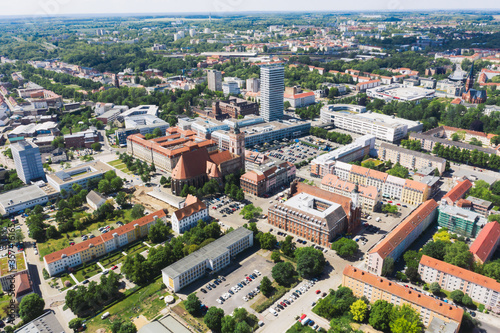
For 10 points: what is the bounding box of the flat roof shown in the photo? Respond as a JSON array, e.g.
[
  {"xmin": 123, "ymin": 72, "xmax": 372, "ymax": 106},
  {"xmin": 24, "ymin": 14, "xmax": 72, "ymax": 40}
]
[
  {"xmin": 0, "ymin": 185, "xmax": 47, "ymax": 209},
  {"xmin": 162, "ymin": 227, "xmax": 252, "ymax": 279},
  {"xmin": 0, "ymin": 252, "xmax": 26, "ymax": 277},
  {"xmin": 14, "ymin": 311, "xmax": 65, "ymax": 333},
  {"xmin": 46, "ymin": 160, "xmax": 111, "ymax": 185},
  {"xmin": 380, "ymin": 143, "xmax": 445, "ymax": 163},
  {"xmin": 439, "ymin": 204, "xmax": 487, "ymax": 223},
  {"xmin": 284, "ymin": 193, "xmax": 341, "ymax": 219}
]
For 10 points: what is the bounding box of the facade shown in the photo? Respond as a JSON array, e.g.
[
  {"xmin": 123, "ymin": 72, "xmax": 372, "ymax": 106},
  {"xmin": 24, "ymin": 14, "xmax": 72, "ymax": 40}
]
[
  {"xmin": 320, "ymin": 107, "xmax": 423, "ymax": 143},
  {"xmin": 127, "ymin": 127, "xmax": 218, "ymax": 172},
  {"xmin": 436, "ymin": 79, "xmax": 464, "ymax": 96},
  {"xmin": 409, "ymin": 132, "xmax": 499, "ymax": 157},
  {"xmin": 321, "ymin": 174, "xmax": 381, "ymax": 212},
  {"xmin": 267, "ymin": 182, "xmax": 362, "ymax": 246},
  {"xmin": 343, "ymin": 265, "xmax": 463, "ymax": 330},
  {"xmin": 470, "ymin": 222, "xmax": 500, "ymax": 264},
  {"xmin": 211, "ymin": 97, "xmax": 259, "ymax": 119},
  {"xmin": 246, "ymin": 78, "xmax": 260, "ymax": 92},
  {"xmin": 162, "ymin": 227, "xmax": 253, "ymax": 292},
  {"xmin": 0, "ymin": 185, "xmax": 50, "ymax": 216},
  {"xmin": 171, "ymin": 195, "xmax": 209, "ymax": 234},
  {"xmin": 44, "ymin": 209, "xmax": 168, "ymax": 276},
  {"xmin": 437, "ymin": 204, "xmax": 487, "ymax": 238},
  {"xmin": 260, "ymin": 65, "xmax": 285, "ymax": 122},
  {"xmin": 379, "ymin": 143, "xmax": 446, "ymax": 175},
  {"xmin": 466, "ymin": 196, "xmax": 492, "ymax": 217},
  {"xmin": 47, "ymin": 160, "xmax": 112, "ymax": 192},
  {"xmin": 222, "ymin": 81, "xmax": 240, "ymax": 96},
  {"xmin": 11, "ymin": 141, "xmax": 45, "ymax": 184},
  {"xmin": 310, "ymin": 135, "xmax": 376, "ymax": 178},
  {"xmin": 419, "ymin": 255, "xmax": 500, "ymax": 313},
  {"xmin": 366, "ymin": 199, "xmax": 438, "ymax": 276},
  {"xmin": 284, "ymin": 90, "xmax": 315, "ymax": 108},
  {"xmin": 462, "ymin": 62, "xmax": 487, "ymax": 104},
  {"xmin": 240, "ymin": 161, "xmax": 296, "ymax": 197},
  {"xmin": 64, "ymin": 129, "xmax": 100, "ymax": 149},
  {"xmin": 86, "ymin": 190, "xmax": 107, "ymax": 210},
  {"xmin": 207, "ymin": 70, "xmax": 222, "ymax": 91},
  {"xmin": 424, "ymin": 126, "xmax": 493, "ymax": 147}
]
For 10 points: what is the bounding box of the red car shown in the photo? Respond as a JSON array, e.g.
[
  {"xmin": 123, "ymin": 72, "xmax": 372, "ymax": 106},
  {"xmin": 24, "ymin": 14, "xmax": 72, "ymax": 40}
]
[
  {"xmin": 246, "ymin": 276, "xmax": 252, "ymax": 281},
  {"xmin": 212, "ymin": 206, "xmax": 217, "ymax": 209},
  {"xmin": 111, "ymin": 265, "xmax": 118, "ymax": 270},
  {"xmin": 316, "ymin": 290, "xmax": 321, "ymax": 294},
  {"xmin": 388, "ymin": 201, "xmax": 393, "ymax": 203},
  {"xmin": 69, "ymin": 242, "xmax": 75, "ymax": 246},
  {"xmin": 280, "ymin": 301, "xmax": 287, "ymax": 307},
  {"xmin": 397, "ymin": 203, "xmax": 401, "ymax": 206}
]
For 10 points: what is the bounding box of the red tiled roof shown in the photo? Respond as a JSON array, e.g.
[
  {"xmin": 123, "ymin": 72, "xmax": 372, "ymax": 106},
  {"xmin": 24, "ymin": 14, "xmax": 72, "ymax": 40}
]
[
  {"xmin": 174, "ymin": 197, "xmax": 207, "ymax": 220},
  {"xmin": 171, "ymin": 149, "xmax": 211, "ymax": 180},
  {"xmin": 44, "ymin": 209, "xmax": 167, "ymax": 264},
  {"xmin": 470, "ymin": 222, "xmax": 500, "ymax": 263},
  {"xmin": 420, "ymin": 255, "xmax": 500, "ymax": 293},
  {"xmin": 209, "ymin": 150, "xmax": 234, "ymax": 166},
  {"xmin": 343, "ymin": 265, "xmax": 464, "ymax": 324},
  {"xmin": 283, "ymin": 91, "xmax": 315, "ymax": 99},
  {"xmin": 443, "ymin": 180, "xmax": 472, "ymax": 204},
  {"xmin": 370, "ymin": 199, "xmax": 438, "ymax": 259},
  {"xmin": 294, "ymin": 183, "xmax": 352, "ymax": 218},
  {"xmin": 14, "ymin": 273, "xmax": 32, "ymax": 298}
]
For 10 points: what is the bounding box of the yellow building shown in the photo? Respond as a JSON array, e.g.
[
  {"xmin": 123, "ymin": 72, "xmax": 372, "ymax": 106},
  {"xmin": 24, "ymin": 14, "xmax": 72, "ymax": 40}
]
[{"xmin": 402, "ymin": 179, "xmax": 430, "ymax": 205}]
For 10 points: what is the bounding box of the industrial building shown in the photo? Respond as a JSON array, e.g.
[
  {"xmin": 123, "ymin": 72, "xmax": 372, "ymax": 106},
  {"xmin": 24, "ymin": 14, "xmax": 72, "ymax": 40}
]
[{"xmin": 366, "ymin": 83, "xmax": 435, "ymax": 103}]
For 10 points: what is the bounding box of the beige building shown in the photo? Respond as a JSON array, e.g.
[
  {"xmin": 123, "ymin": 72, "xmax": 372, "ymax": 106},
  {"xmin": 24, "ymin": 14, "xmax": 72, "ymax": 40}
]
[
  {"xmin": 343, "ymin": 265, "xmax": 463, "ymax": 330},
  {"xmin": 401, "ymin": 179, "xmax": 430, "ymax": 206},
  {"xmin": 379, "ymin": 143, "xmax": 446, "ymax": 175},
  {"xmin": 321, "ymin": 174, "xmax": 381, "ymax": 212}
]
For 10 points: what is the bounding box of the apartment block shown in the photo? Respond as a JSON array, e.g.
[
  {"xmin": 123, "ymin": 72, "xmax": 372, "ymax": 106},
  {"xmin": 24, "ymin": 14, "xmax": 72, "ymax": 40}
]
[
  {"xmin": 171, "ymin": 195, "xmax": 209, "ymax": 234},
  {"xmin": 162, "ymin": 227, "xmax": 253, "ymax": 292},
  {"xmin": 437, "ymin": 204, "xmax": 487, "ymax": 238},
  {"xmin": 343, "ymin": 265, "xmax": 463, "ymax": 330},
  {"xmin": 44, "ymin": 210, "xmax": 168, "ymax": 276},
  {"xmin": 366, "ymin": 199, "xmax": 438, "ymax": 276},
  {"xmin": 419, "ymin": 255, "xmax": 500, "ymax": 313},
  {"xmin": 402, "ymin": 179, "xmax": 430, "ymax": 206},
  {"xmin": 441, "ymin": 179, "xmax": 473, "ymax": 206},
  {"xmin": 470, "ymin": 222, "xmax": 500, "ymax": 264},
  {"xmin": 321, "ymin": 174, "xmax": 381, "ymax": 212},
  {"xmin": 11, "ymin": 141, "xmax": 45, "ymax": 184},
  {"xmin": 379, "ymin": 143, "xmax": 446, "ymax": 175}
]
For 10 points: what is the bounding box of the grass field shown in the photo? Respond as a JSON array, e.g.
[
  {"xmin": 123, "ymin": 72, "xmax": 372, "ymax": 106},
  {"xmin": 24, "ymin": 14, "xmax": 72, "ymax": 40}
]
[
  {"xmin": 74, "ymin": 263, "xmax": 102, "ymax": 281},
  {"xmin": 362, "ymin": 158, "xmax": 383, "ymax": 167},
  {"xmin": 85, "ymin": 277, "xmax": 173, "ymax": 332},
  {"xmin": 0, "ymin": 293, "xmax": 12, "ymax": 320},
  {"xmin": 108, "ymin": 159, "xmax": 132, "ymax": 174},
  {"xmin": 174, "ymin": 300, "xmax": 209, "ymax": 332}
]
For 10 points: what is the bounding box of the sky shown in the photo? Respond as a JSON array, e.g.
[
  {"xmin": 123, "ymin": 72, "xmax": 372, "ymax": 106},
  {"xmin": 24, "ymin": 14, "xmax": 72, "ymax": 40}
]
[{"xmin": 1, "ymin": 0, "xmax": 499, "ymax": 17}]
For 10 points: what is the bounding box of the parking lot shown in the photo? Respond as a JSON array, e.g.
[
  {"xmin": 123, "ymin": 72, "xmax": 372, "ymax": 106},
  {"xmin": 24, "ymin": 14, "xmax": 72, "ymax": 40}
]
[
  {"xmin": 204, "ymin": 195, "xmax": 244, "ymax": 221},
  {"xmin": 265, "ymin": 140, "xmax": 325, "ymax": 165},
  {"xmin": 193, "ymin": 252, "xmax": 274, "ymax": 314}
]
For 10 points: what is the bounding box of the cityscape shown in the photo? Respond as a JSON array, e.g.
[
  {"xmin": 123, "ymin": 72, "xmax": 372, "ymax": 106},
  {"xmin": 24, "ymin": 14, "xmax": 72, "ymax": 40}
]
[{"xmin": 1, "ymin": 6, "xmax": 500, "ymax": 333}]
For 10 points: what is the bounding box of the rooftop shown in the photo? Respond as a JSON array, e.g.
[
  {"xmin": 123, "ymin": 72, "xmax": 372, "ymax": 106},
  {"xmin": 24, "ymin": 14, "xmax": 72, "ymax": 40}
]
[
  {"xmin": 410, "ymin": 132, "xmax": 497, "ymax": 155},
  {"xmin": 466, "ymin": 196, "xmax": 493, "ymax": 208},
  {"xmin": 439, "ymin": 204, "xmax": 487, "ymax": 225},
  {"xmin": 47, "ymin": 160, "xmax": 112, "ymax": 185},
  {"xmin": 442, "ymin": 180, "xmax": 472, "ymax": 204},
  {"xmin": 14, "ymin": 311, "xmax": 65, "ymax": 333},
  {"xmin": 0, "ymin": 185, "xmax": 47, "ymax": 210},
  {"xmin": 469, "ymin": 222, "xmax": 500, "ymax": 263},
  {"xmin": 380, "ymin": 143, "xmax": 446, "ymax": 164},
  {"xmin": 283, "ymin": 193, "xmax": 342, "ymax": 219},
  {"xmin": 0, "ymin": 252, "xmax": 26, "ymax": 277},
  {"xmin": 161, "ymin": 227, "xmax": 252, "ymax": 279}
]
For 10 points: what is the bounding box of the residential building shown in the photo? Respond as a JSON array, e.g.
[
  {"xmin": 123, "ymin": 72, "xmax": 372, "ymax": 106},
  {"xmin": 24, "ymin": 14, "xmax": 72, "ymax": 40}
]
[
  {"xmin": 465, "ymin": 196, "xmax": 492, "ymax": 217},
  {"xmin": 0, "ymin": 252, "xmax": 32, "ymax": 301},
  {"xmin": 44, "ymin": 209, "xmax": 168, "ymax": 276},
  {"xmin": 127, "ymin": 127, "xmax": 218, "ymax": 172},
  {"xmin": 162, "ymin": 227, "xmax": 253, "ymax": 292},
  {"xmin": 437, "ymin": 204, "xmax": 487, "ymax": 238},
  {"xmin": 46, "ymin": 160, "xmax": 112, "ymax": 192},
  {"xmin": 96, "ymin": 108, "xmax": 122, "ymax": 125},
  {"xmin": 410, "ymin": 132, "xmax": 499, "ymax": 157},
  {"xmin": 11, "ymin": 141, "xmax": 45, "ymax": 184},
  {"xmin": 260, "ymin": 65, "xmax": 285, "ymax": 122},
  {"xmin": 378, "ymin": 143, "xmax": 446, "ymax": 175},
  {"xmin": 86, "ymin": 190, "xmax": 107, "ymax": 210},
  {"xmin": 267, "ymin": 182, "xmax": 362, "ymax": 246},
  {"xmin": 14, "ymin": 312, "xmax": 65, "ymax": 333},
  {"xmin": 207, "ymin": 70, "xmax": 222, "ymax": 91},
  {"xmin": 441, "ymin": 179, "xmax": 473, "ymax": 206},
  {"xmin": 222, "ymin": 81, "xmax": 240, "ymax": 96},
  {"xmin": 246, "ymin": 78, "xmax": 260, "ymax": 92},
  {"xmin": 240, "ymin": 161, "xmax": 296, "ymax": 197},
  {"xmin": 310, "ymin": 135, "xmax": 376, "ymax": 177},
  {"xmin": 321, "ymin": 174, "xmax": 381, "ymax": 212},
  {"xmin": 436, "ymin": 79, "xmax": 464, "ymax": 96},
  {"xmin": 283, "ymin": 87, "xmax": 315, "ymax": 108},
  {"xmin": 366, "ymin": 199, "xmax": 438, "ymax": 276},
  {"xmin": 402, "ymin": 179, "xmax": 430, "ymax": 206},
  {"xmin": 64, "ymin": 129, "xmax": 100, "ymax": 149},
  {"xmin": 320, "ymin": 107, "xmax": 423, "ymax": 143},
  {"xmin": 343, "ymin": 265, "xmax": 463, "ymax": 330},
  {"xmin": 470, "ymin": 222, "xmax": 500, "ymax": 264},
  {"xmin": 171, "ymin": 195, "xmax": 209, "ymax": 234},
  {"xmin": 419, "ymin": 255, "xmax": 500, "ymax": 313}
]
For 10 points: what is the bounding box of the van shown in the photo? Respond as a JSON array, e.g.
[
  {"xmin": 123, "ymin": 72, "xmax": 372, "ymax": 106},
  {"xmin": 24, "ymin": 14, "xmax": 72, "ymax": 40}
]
[
  {"xmin": 101, "ymin": 312, "xmax": 110, "ymax": 320},
  {"xmin": 269, "ymin": 308, "xmax": 278, "ymax": 316}
]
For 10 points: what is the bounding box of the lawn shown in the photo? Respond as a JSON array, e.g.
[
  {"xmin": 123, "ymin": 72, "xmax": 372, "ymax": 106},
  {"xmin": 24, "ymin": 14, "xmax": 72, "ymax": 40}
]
[
  {"xmin": 85, "ymin": 277, "xmax": 173, "ymax": 332},
  {"xmin": 108, "ymin": 159, "xmax": 132, "ymax": 174},
  {"xmin": 73, "ymin": 263, "xmax": 102, "ymax": 281},
  {"xmin": 362, "ymin": 158, "xmax": 383, "ymax": 167},
  {"xmin": 174, "ymin": 300, "xmax": 209, "ymax": 333},
  {"xmin": 0, "ymin": 293, "xmax": 12, "ymax": 320}
]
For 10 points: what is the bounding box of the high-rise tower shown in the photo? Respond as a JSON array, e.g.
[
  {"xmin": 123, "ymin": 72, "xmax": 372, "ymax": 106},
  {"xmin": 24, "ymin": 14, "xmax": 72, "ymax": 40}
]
[{"xmin": 260, "ymin": 65, "xmax": 284, "ymax": 122}]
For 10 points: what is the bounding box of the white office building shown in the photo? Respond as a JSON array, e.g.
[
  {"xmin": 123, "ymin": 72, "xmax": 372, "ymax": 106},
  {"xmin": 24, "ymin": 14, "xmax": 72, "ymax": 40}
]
[
  {"xmin": 260, "ymin": 65, "xmax": 284, "ymax": 122},
  {"xmin": 222, "ymin": 81, "xmax": 240, "ymax": 96},
  {"xmin": 11, "ymin": 141, "xmax": 45, "ymax": 184},
  {"xmin": 207, "ymin": 70, "xmax": 222, "ymax": 92}
]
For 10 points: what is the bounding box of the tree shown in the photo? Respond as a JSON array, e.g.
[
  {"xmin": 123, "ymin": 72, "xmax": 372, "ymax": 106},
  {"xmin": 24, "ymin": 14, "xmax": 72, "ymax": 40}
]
[
  {"xmin": 405, "ymin": 267, "xmax": 420, "ymax": 282},
  {"xmin": 98, "ymin": 179, "xmax": 111, "ymax": 194},
  {"xmin": 422, "ymin": 240, "xmax": 448, "ymax": 261},
  {"xmin": 350, "ymin": 299, "xmax": 368, "ymax": 322},
  {"xmin": 240, "ymin": 204, "xmax": 262, "ymax": 220},
  {"xmin": 221, "ymin": 315, "xmax": 236, "ymax": 333},
  {"xmin": 444, "ymin": 241, "xmax": 473, "ymax": 269},
  {"xmin": 234, "ymin": 321, "xmax": 252, "ymax": 333},
  {"xmin": 19, "ymin": 293, "xmax": 45, "ymax": 323},
  {"xmin": 271, "ymin": 251, "xmax": 281, "ymax": 263},
  {"xmin": 153, "ymin": 127, "xmax": 163, "ymax": 138},
  {"xmin": 111, "ymin": 321, "xmax": 137, "ymax": 333},
  {"xmin": 280, "ymin": 235, "xmax": 296, "ymax": 257},
  {"xmin": 131, "ymin": 204, "xmax": 145, "ymax": 219},
  {"xmin": 185, "ymin": 293, "xmax": 201, "ymax": 316},
  {"xmin": 271, "ymin": 262, "xmax": 296, "ymax": 287},
  {"xmin": 462, "ymin": 294, "xmax": 474, "ymax": 307},
  {"xmin": 295, "ymin": 247, "xmax": 326, "ymax": 278},
  {"xmin": 429, "ymin": 282, "xmax": 441, "ymax": 294},
  {"xmin": 389, "ymin": 304, "xmax": 423, "ymax": 333},
  {"xmin": 91, "ymin": 142, "xmax": 102, "ymax": 151},
  {"xmin": 46, "ymin": 225, "xmax": 60, "ymax": 239},
  {"xmin": 369, "ymin": 300, "xmax": 393, "ymax": 331},
  {"xmin": 111, "ymin": 177, "xmax": 124, "ymax": 191},
  {"xmin": 257, "ymin": 232, "xmax": 276, "ymax": 250},
  {"xmin": 115, "ymin": 191, "xmax": 128, "ymax": 206},
  {"xmin": 434, "ymin": 168, "xmax": 441, "ymax": 176},
  {"xmin": 69, "ymin": 318, "xmax": 83, "ymax": 332},
  {"xmin": 450, "ymin": 290, "xmax": 464, "ymax": 304},
  {"xmin": 381, "ymin": 257, "xmax": 394, "ymax": 277},
  {"xmin": 331, "ymin": 238, "xmax": 358, "ymax": 257},
  {"xmin": 160, "ymin": 176, "xmax": 168, "ymax": 185},
  {"xmin": 148, "ymin": 222, "xmax": 171, "ymax": 243},
  {"xmin": 260, "ymin": 276, "xmax": 273, "ymax": 297},
  {"xmin": 204, "ymin": 307, "xmax": 224, "ymax": 332}
]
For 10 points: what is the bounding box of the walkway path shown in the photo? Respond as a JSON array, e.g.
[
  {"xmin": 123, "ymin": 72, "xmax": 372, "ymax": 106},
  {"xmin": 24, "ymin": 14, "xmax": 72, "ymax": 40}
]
[
  {"xmin": 69, "ymin": 273, "xmax": 79, "ymax": 284},
  {"xmin": 97, "ymin": 262, "xmax": 105, "ymax": 271}
]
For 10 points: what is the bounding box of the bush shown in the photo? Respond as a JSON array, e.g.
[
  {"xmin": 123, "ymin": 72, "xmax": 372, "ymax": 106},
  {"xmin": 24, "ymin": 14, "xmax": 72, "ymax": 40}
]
[{"xmin": 64, "ymin": 281, "xmax": 72, "ymax": 288}]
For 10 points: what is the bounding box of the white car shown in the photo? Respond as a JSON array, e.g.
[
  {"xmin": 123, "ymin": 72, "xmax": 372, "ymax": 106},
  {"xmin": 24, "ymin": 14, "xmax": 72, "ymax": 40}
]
[{"xmin": 243, "ymin": 296, "xmax": 249, "ymax": 302}]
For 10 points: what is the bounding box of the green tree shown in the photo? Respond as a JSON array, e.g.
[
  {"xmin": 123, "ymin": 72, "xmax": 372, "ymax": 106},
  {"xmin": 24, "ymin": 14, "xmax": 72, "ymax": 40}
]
[
  {"xmin": 111, "ymin": 177, "xmax": 124, "ymax": 191},
  {"xmin": 160, "ymin": 176, "xmax": 168, "ymax": 185},
  {"xmin": 271, "ymin": 251, "xmax": 281, "ymax": 263},
  {"xmin": 153, "ymin": 127, "xmax": 163, "ymax": 138},
  {"xmin": 204, "ymin": 307, "xmax": 224, "ymax": 332},
  {"xmin": 280, "ymin": 235, "xmax": 296, "ymax": 257},
  {"xmin": 331, "ymin": 238, "xmax": 358, "ymax": 257},
  {"xmin": 271, "ymin": 262, "xmax": 296, "ymax": 287},
  {"xmin": 221, "ymin": 315, "xmax": 236, "ymax": 333},
  {"xmin": 462, "ymin": 294, "xmax": 474, "ymax": 307},
  {"xmin": 295, "ymin": 247, "xmax": 326, "ymax": 278},
  {"xmin": 234, "ymin": 321, "xmax": 252, "ymax": 333},
  {"xmin": 91, "ymin": 142, "xmax": 102, "ymax": 151},
  {"xmin": 260, "ymin": 276, "xmax": 273, "ymax": 297},
  {"xmin": 369, "ymin": 300, "xmax": 393, "ymax": 331},
  {"xmin": 389, "ymin": 304, "xmax": 423, "ymax": 333},
  {"xmin": 69, "ymin": 318, "xmax": 83, "ymax": 332},
  {"xmin": 405, "ymin": 267, "xmax": 420, "ymax": 282},
  {"xmin": 131, "ymin": 204, "xmax": 145, "ymax": 219},
  {"xmin": 257, "ymin": 232, "xmax": 277, "ymax": 250},
  {"xmin": 350, "ymin": 299, "xmax": 368, "ymax": 322},
  {"xmin": 429, "ymin": 282, "xmax": 441, "ymax": 294},
  {"xmin": 98, "ymin": 179, "xmax": 111, "ymax": 193},
  {"xmin": 381, "ymin": 257, "xmax": 394, "ymax": 277},
  {"xmin": 444, "ymin": 241, "xmax": 473, "ymax": 269},
  {"xmin": 19, "ymin": 293, "xmax": 45, "ymax": 323},
  {"xmin": 115, "ymin": 191, "xmax": 127, "ymax": 206},
  {"xmin": 422, "ymin": 240, "xmax": 448, "ymax": 261},
  {"xmin": 450, "ymin": 290, "xmax": 464, "ymax": 304},
  {"xmin": 185, "ymin": 293, "xmax": 201, "ymax": 316}
]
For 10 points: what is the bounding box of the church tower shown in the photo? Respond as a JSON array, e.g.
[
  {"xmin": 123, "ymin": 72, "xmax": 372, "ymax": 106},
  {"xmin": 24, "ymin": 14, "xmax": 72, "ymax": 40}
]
[
  {"xmin": 228, "ymin": 123, "xmax": 245, "ymax": 170},
  {"xmin": 465, "ymin": 61, "xmax": 474, "ymax": 92}
]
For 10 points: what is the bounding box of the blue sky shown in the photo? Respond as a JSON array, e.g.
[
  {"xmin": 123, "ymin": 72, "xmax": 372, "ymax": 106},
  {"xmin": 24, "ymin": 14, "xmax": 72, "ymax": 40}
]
[{"xmin": 2, "ymin": 0, "xmax": 499, "ymax": 16}]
